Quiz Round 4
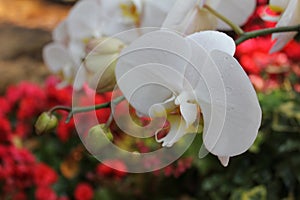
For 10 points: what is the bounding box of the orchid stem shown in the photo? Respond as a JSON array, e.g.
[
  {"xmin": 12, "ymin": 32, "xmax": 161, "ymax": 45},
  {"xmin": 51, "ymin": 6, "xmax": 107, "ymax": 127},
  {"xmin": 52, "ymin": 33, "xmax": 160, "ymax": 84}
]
[
  {"xmin": 235, "ymin": 24, "xmax": 300, "ymax": 45},
  {"xmin": 203, "ymin": 4, "xmax": 244, "ymax": 35},
  {"xmin": 48, "ymin": 96, "xmax": 125, "ymax": 123},
  {"xmin": 49, "ymin": 106, "xmax": 71, "ymax": 115},
  {"xmin": 65, "ymin": 96, "xmax": 125, "ymax": 123}
]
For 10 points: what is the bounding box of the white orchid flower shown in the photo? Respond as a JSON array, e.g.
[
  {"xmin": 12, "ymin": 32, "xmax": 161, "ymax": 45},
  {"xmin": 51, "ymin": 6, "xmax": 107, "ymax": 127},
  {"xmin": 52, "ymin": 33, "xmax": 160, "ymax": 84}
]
[
  {"xmin": 52, "ymin": 20, "xmax": 69, "ymax": 46},
  {"xmin": 67, "ymin": 0, "xmax": 175, "ymax": 42},
  {"xmin": 162, "ymin": 0, "xmax": 256, "ymax": 35},
  {"xmin": 43, "ymin": 0, "xmax": 175, "ymax": 91},
  {"xmin": 268, "ymin": 0, "xmax": 300, "ymax": 53},
  {"xmin": 43, "ymin": 43, "xmax": 85, "ymax": 90},
  {"xmin": 115, "ymin": 30, "xmax": 262, "ymax": 166},
  {"xmin": 84, "ymin": 37, "xmax": 126, "ymax": 93}
]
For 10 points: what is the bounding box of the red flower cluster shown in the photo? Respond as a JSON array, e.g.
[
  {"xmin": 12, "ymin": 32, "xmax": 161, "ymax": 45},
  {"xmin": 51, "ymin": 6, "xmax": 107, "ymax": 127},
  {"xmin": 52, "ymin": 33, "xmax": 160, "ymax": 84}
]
[
  {"xmin": 0, "ymin": 76, "xmax": 117, "ymax": 199},
  {"xmin": 96, "ymin": 159, "xmax": 127, "ymax": 180},
  {"xmin": 74, "ymin": 183, "xmax": 94, "ymax": 200},
  {"xmin": 0, "ymin": 145, "xmax": 35, "ymax": 196},
  {"xmin": 236, "ymin": 2, "xmax": 300, "ymax": 92},
  {"xmin": 0, "ymin": 145, "xmax": 60, "ymax": 199},
  {"xmin": 34, "ymin": 163, "xmax": 58, "ymax": 186},
  {"xmin": 162, "ymin": 157, "xmax": 193, "ymax": 178}
]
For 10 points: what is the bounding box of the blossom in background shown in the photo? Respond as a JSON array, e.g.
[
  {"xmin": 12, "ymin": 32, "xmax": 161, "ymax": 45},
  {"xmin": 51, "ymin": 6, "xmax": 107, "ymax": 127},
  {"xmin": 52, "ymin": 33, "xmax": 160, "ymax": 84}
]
[
  {"xmin": 34, "ymin": 163, "xmax": 58, "ymax": 187},
  {"xmin": 115, "ymin": 30, "xmax": 262, "ymax": 166},
  {"xmin": 267, "ymin": 0, "xmax": 300, "ymax": 53},
  {"xmin": 35, "ymin": 187, "xmax": 57, "ymax": 200},
  {"xmin": 74, "ymin": 183, "xmax": 94, "ymax": 200},
  {"xmin": 162, "ymin": 0, "xmax": 256, "ymax": 35},
  {"xmin": 43, "ymin": 0, "xmax": 175, "ymax": 90},
  {"xmin": 96, "ymin": 159, "xmax": 127, "ymax": 179},
  {"xmin": 83, "ymin": 37, "xmax": 126, "ymax": 93},
  {"xmin": 43, "ymin": 43, "xmax": 80, "ymax": 89},
  {"xmin": 235, "ymin": 37, "xmax": 293, "ymax": 92}
]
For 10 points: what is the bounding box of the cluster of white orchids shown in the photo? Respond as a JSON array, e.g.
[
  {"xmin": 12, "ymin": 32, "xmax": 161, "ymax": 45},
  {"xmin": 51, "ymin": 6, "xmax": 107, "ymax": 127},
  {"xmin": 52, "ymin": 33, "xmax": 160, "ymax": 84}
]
[{"xmin": 42, "ymin": 0, "xmax": 300, "ymax": 166}]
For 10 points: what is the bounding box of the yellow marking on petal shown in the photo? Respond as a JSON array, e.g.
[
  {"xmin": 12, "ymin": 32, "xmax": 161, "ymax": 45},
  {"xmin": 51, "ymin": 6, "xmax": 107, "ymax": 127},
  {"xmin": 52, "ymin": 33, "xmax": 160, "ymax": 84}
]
[
  {"xmin": 82, "ymin": 37, "xmax": 91, "ymax": 45},
  {"xmin": 269, "ymin": 5, "xmax": 284, "ymax": 13},
  {"xmin": 120, "ymin": 1, "xmax": 141, "ymax": 27},
  {"xmin": 57, "ymin": 69, "xmax": 74, "ymax": 85}
]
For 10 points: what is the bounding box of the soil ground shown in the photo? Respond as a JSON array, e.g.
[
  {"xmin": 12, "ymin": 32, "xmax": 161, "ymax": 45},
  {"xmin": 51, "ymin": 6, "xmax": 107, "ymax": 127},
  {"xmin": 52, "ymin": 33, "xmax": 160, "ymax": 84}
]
[{"xmin": 0, "ymin": 0, "xmax": 71, "ymax": 93}]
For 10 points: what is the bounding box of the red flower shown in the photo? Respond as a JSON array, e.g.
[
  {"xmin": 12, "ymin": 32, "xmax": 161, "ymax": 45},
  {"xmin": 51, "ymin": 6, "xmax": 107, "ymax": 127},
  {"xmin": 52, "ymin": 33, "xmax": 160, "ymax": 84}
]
[
  {"xmin": 0, "ymin": 98, "xmax": 10, "ymax": 117},
  {"xmin": 12, "ymin": 192, "xmax": 27, "ymax": 200},
  {"xmin": 96, "ymin": 159, "xmax": 127, "ymax": 179},
  {"xmin": 0, "ymin": 117, "xmax": 12, "ymax": 143},
  {"xmin": 56, "ymin": 117, "xmax": 75, "ymax": 142},
  {"xmin": 34, "ymin": 163, "xmax": 58, "ymax": 187},
  {"xmin": 163, "ymin": 165, "xmax": 174, "ymax": 177},
  {"xmin": 17, "ymin": 97, "xmax": 46, "ymax": 120},
  {"xmin": 0, "ymin": 146, "xmax": 36, "ymax": 194},
  {"xmin": 283, "ymin": 41, "xmax": 300, "ymax": 61},
  {"xmin": 74, "ymin": 183, "xmax": 94, "ymax": 200},
  {"xmin": 35, "ymin": 187, "xmax": 57, "ymax": 200},
  {"xmin": 6, "ymin": 82, "xmax": 46, "ymax": 109},
  {"xmin": 45, "ymin": 76, "xmax": 73, "ymax": 107}
]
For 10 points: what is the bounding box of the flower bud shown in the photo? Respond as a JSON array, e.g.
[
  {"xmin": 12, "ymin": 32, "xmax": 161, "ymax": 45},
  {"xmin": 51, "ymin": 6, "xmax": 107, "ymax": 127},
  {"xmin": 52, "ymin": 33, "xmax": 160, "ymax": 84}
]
[
  {"xmin": 35, "ymin": 112, "xmax": 58, "ymax": 135},
  {"xmin": 85, "ymin": 124, "xmax": 114, "ymax": 154},
  {"xmin": 84, "ymin": 37, "xmax": 126, "ymax": 93}
]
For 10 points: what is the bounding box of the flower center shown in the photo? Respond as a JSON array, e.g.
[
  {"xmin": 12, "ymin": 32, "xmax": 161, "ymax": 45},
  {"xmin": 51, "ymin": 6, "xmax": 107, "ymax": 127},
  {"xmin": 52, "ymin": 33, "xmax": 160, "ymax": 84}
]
[
  {"xmin": 269, "ymin": 5, "xmax": 284, "ymax": 13},
  {"xmin": 120, "ymin": 1, "xmax": 141, "ymax": 27},
  {"xmin": 174, "ymin": 91, "xmax": 199, "ymax": 127}
]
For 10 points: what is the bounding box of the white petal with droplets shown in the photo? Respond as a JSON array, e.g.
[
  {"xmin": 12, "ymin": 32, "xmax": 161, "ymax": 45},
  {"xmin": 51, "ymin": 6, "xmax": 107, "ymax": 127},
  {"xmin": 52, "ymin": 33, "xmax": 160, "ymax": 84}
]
[
  {"xmin": 187, "ymin": 31, "xmax": 236, "ymax": 55},
  {"xmin": 202, "ymin": 50, "xmax": 262, "ymax": 156},
  {"xmin": 115, "ymin": 30, "xmax": 190, "ymax": 115}
]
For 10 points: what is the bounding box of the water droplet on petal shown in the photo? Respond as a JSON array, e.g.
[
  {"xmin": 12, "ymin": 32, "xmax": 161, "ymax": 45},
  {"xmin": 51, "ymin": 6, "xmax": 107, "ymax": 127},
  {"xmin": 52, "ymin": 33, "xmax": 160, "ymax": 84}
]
[{"xmin": 226, "ymin": 87, "xmax": 233, "ymax": 93}]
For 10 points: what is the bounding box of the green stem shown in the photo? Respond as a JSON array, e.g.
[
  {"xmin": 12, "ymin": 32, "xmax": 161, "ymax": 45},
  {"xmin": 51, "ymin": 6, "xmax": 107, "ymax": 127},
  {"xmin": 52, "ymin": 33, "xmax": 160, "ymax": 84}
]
[
  {"xmin": 49, "ymin": 106, "xmax": 71, "ymax": 114},
  {"xmin": 235, "ymin": 24, "xmax": 300, "ymax": 45},
  {"xmin": 48, "ymin": 96, "xmax": 125, "ymax": 123},
  {"xmin": 203, "ymin": 4, "xmax": 244, "ymax": 35},
  {"xmin": 65, "ymin": 96, "xmax": 125, "ymax": 123}
]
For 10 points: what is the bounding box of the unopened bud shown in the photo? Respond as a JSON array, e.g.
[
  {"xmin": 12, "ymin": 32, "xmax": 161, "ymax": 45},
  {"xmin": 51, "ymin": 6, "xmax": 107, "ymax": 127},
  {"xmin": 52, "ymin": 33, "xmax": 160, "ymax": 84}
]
[
  {"xmin": 35, "ymin": 112, "xmax": 58, "ymax": 135},
  {"xmin": 84, "ymin": 37, "xmax": 126, "ymax": 93},
  {"xmin": 85, "ymin": 124, "xmax": 114, "ymax": 154}
]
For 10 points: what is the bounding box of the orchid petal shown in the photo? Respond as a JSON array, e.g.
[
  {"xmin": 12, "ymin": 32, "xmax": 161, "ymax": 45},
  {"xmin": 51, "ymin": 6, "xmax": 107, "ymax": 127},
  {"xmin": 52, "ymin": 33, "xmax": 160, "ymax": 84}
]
[
  {"xmin": 73, "ymin": 66, "xmax": 87, "ymax": 90},
  {"xmin": 142, "ymin": 0, "xmax": 175, "ymax": 27},
  {"xmin": 53, "ymin": 20, "xmax": 68, "ymax": 44},
  {"xmin": 187, "ymin": 31, "xmax": 236, "ymax": 55},
  {"xmin": 270, "ymin": 0, "xmax": 300, "ymax": 52},
  {"xmin": 68, "ymin": 41, "xmax": 85, "ymax": 66},
  {"xmin": 218, "ymin": 156, "xmax": 230, "ymax": 167},
  {"xmin": 162, "ymin": 0, "xmax": 199, "ymax": 34},
  {"xmin": 100, "ymin": 0, "xmax": 138, "ymax": 35},
  {"xmin": 115, "ymin": 30, "xmax": 190, "ymax": 115},
  {"xmin": 155, "ymin": 115, "xmax": 187, "ymax": 147},
  {"xmin": 201, "ymin": 50, "xmax": 261, "ymax": 157},
  {"xmin": 179, "ymin": 102, "xmax": 198, "ymax": 128},
  {"xmin": 67, "ymin": 0, "xmax": 103, "ymax": 40},
  {"xmin": 43, "ymin": 43, "xmax": 74, "ymax": 73},
  {"xmin": 182, "ymin": 35, "xmax": 211, "ymax": 89},
  {"xmin": 175, "ymin": 91, "xmax": 198, "ymax": 127},
  {"xmin": 270, "ymin": 33, "xmax": 297, "ymax": 53},
  {"xmin": 210, "ymin": 0, "xmax": 256, "ymax": 30}
]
